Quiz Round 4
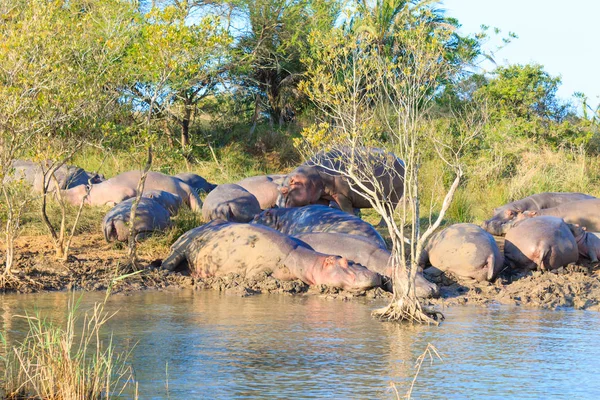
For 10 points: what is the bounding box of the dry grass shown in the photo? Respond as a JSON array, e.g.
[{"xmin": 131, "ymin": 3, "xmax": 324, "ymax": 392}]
[{"xmin": 0, "ymin": 295, "xmax": 135, "ymax": 399}]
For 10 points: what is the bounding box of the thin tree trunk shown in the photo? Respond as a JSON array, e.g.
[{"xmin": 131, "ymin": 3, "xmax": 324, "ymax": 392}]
[{"xmin": 127, "ymin": 145, "xmax": 153, "ymax": 268}]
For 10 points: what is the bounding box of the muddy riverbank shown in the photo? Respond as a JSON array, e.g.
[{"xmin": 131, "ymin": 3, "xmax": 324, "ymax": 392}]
[{"xmin": 2, "ymin": 234, "xmax": 600, "ymax": 311}]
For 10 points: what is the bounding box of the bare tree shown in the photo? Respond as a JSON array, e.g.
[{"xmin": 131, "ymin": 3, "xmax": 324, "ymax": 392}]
[{"xmin": 298, "ymin": 5, "xmax": 487, "ymax": 323}]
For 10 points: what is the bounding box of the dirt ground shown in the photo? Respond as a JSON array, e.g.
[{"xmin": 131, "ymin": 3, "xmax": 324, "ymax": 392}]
[{"xmin": 2, "ymin": 234, "xmax": 600, "ymax": 312}]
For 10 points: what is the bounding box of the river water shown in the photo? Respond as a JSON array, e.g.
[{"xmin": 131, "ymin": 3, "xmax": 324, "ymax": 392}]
[{"xmin": 1, "ymin": 290, "xmax": 599, "ymax": 399}]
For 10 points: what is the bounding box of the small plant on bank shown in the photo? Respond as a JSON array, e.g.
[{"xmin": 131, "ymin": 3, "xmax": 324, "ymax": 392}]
[{"xmin": 0, "ymin": 295, "xmax": 135, "ymax": 399}]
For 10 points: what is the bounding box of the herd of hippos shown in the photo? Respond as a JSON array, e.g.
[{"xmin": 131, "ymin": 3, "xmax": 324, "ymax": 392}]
[{"xmin": 6, "ymin": 148, "xmax": 600, "ymax": 298}]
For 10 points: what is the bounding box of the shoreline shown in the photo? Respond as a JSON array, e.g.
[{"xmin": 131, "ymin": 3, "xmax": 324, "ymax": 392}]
[{"xmin": 2, "ymin": 234, "xmax": 600, "ymax": 312}]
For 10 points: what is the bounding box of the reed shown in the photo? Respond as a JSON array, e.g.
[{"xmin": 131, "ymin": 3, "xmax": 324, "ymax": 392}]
[{"xmin": 0, "ymin": 295, "xmax": 135, "ymax": 399}]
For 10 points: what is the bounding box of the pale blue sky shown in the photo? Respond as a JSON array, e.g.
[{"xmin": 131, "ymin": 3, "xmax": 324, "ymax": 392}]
[{"xmin": 443, "ymin": 0, "xmax": 599, "ymax": 112}]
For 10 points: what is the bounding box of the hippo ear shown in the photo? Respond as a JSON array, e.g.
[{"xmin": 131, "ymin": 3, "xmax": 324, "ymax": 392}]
[
  {"xmin": 504, "ymin": 209, "xmax": 515, "ymax": 218},
  {"xmin": 338, "ymin": 257, "xmax": 349, "ymax": 269},
  {"xmin": 583, "ymin": 226, "xmax": 588, "ymax": 231},
  {"xmin": 279, "ymin": 186, "xmax": 289, "ymax": 195},
  {"xmin": 324, "ymin": 256, "xmax": 336, "ymax": 268}
]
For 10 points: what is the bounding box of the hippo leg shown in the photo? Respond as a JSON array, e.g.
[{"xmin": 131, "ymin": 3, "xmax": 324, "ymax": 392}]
[
  {"xmin": 589, "ymin": 250, "xmax": 599, "ymax": 263},
  {"xmin": 536, "ymin": 248, "xmax": 551, "ymax": 271}
]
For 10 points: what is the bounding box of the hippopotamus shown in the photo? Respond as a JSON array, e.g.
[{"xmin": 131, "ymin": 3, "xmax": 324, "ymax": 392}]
[
  {"xmin": 276, "ymin": 147, "xmax": 405, "ymax": 216},
  {"xmin": 102, "ymin": 197, "xmax": 171, "ymax": 242},
  {"xmin": 60, "ymin": 182, "xmax": 136, "ymax": 207},
  {"xmin": 62, "ymin": 171, "xmax": 202, "ymax": 211},
  {"xmin": 142, "ymin": 190, "xmax": 183, "ymax": 216},
  {"xmin": 294, "ymin": 232, "xmax": 438, "ymax": 298},
  {"xmin": 236, "ymin": 174, "xmax": 286, "ymax": 209},
  {"xmin": 5, "ymin": 159, "xmax": 104, "ymax": 192},
  {"xmin": 418, "ymin": 223, "xmax": 504, "ymax": 282},
  {"xmin": 202, "ymin": 184, "xmax": 261, "ymax": 223},
  {"xmin": 252, "ymin": 205, "xmax": 387, "ymax": 248},
  {"xmin": 161, "ymin": 220, "xmax": 383, "ymax": 291},
  {"xmin": 173, "ymin": 173, "xmax": 217, "ymax": 194},
  {"xmin": 482, "ymin": 192, "xmax": 596, "ymax": 235},
  {"xmin": 568, "ymin": 224, "xmax": 600, "ymax": 263},
  {"xmin": 515, "ymin": 199, "xmax": 600, "ymax": 232},
  {"xmin": 504, "ymin": 216, "xmax": 578, "ymax": 271}
]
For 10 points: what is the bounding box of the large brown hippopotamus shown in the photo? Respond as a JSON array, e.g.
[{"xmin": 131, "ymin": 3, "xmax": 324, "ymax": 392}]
[
  {"xmin": 504, "ymin": 216, "xmax": 578, "ymax": 271},
  {"xmin": 294, "ymin": 232, "xmax": 438, "ymax": 298},
  {"xmin": 482, "ymin": 192, "xmax": 596, "ymax": 235},
  {"xmin": 236, "ymin": 174, "xmax": 286, "ymax": 209},
  {"xmin": 62, "ymin": 171, "xmax": 202, "ymax": 211},
  {"xmin": 161, "ymin": 221, "xmax": 383, "ymax": 291},
  {"xmin": 568, "ymin": 224, "xmax": 600, "ymax": 263},
  {"xmin": 102, "ymin": 197, "xmax": 171, "ymax": 242},
  {"xmin": 5, "ymin": 159, "xmax": 104, "ymax": 193},
  {"xmin": 201, "ymin": 184, "xmax": 261, "ymax": 223},
  {"xmin": 173, "ymin": 173, "xmax": 217, "ymax": 194},
  {"xmin": 276, "ymin": 147, "xmax": 405, "ymax": 215},
  {"xmin": 516, "ymin": 199, "xmax": 600, "ymax": 232},
  {"xmin": 251, "ymin": 205, "xmax": 387, "ymax": 248},
  {"xmin": 418, "ymin": 223, "xmax": 504, "ymax": 282}
]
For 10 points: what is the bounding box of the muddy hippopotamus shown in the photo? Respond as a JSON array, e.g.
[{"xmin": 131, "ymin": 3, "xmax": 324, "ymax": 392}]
[
  {"xmin": 5, "ymin": 159, "xmax": 103, "ymax": 192},
  {"xmin": 294, "ymin": 232, "xmax": 438, "ymax": 298},
  {"xmin": 236, "ymin": 174, "xmax": 286, "ymax": 209},
  {"xmin": 102, "ymin": 197, "xmax": 171, "ymax": 242},
  {"xmin": 482, "ymin": 192, "xmax": 596, "ymax": 235},
  {"xmin": 161, "ymin": 221, "xmax": 383, "ymax": 291},
  {"xmin": 516, "ymin": 199, "xmax": 600, "ymax": 232},
  {"xmin": 62, "ymin": 171, "xmax": 202, "ymax": 211},
  {"xmin": 504, "ymin": 216, "xmax": 578, "ymax": 271},
  {"xmin": 417, "ymin": 224, "xmax": 504, "ymax": 282},
  {"xmin": 173, "ymin": 173, "xmax": 217, "ymax": 194},
  {"xmin": 202, "ymin": 184, "xmax": 261, "ymax": 223},
  {"xmin": 568, "ymin": 224, "xmax": 600, "ymax": 263},
  {"xmin": 252, "ymin": 205, "xmax": 387, "ymax": 248},
  {"xmin": 276, "ymin": 147, "xmax": 405, "ymax": 216},
  {"xmin": 142, "ymin": 190, "xmax": 183, "ymax": 216}
]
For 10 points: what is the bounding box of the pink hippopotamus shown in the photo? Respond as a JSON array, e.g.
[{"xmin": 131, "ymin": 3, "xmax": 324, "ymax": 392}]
[
  {"xmin": 504, "ymin": 216, "xmax": 579, "ymax": 271},
  {"xmin": 201, "ymin": 184, "xmax": 261, "ymax": 223},
  {"xmin": 482, "ymin": 192, "xmax": 595, "ymax": 236},
  {"xmin": 515, "ymin": 199, "xmax": 600, "ymax": 232},
  {"xmin": 161, "ymin": 221, "xmax": 383, "ymax": 291},
  {"xmin": 236, "ymin": 174, "xmax": 286, "ymax": 209},
  {"xmin": 102, "ymin": 197, "xmax": 171, "ymax": 242},
  {"xmin": 61, "ymin": 171, "xmax": 202, "ymax": 211}
]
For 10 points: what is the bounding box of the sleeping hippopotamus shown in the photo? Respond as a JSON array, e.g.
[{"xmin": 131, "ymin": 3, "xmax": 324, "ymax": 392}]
[
  {"xmin": 418, "ymin": 223, "xmax": 504, "ymax": 282},
  {"xmin": 482, "ymin": 192, "xmax": 596, "ymax": 235},
  {"xmin": 294, "ymin": 232, "xmax": 438, "ymax": 298},
  {"xmin": 102, "ymin": 197, "xmax": 171, "ymax": 242},
  {"xmin": 59, "ymin": 182, "xmax": 136, "ymax": 207},
  {"xmin": 504, "ymin": 216, "xmax": 578, "ymax": 271},
  {"xmin": 5, "ymin": 159, "xmax": 104, "ymax": 193},
  {"xmin": 515, "ymin": 199, "xmax": 600, "ymax": 232},
  {"xmin": 142, "ymin": 190, "xmax": 183, "ymax": 216},
  {"xmin": 62, "ymin": 171, "xmax": 202, "ymax": 211},
  {"xmin": 161, "ymin": 221, "xmax": 383, "ymax": 291},
  {"xmin": 252, "ymin": 205, "xmax": 387, "ymax": 248},
  {"xmin": 276, "ymin": 147, "xmax": 405, "ymax": 216},
  {"xmin": 202, "ymin": 184, "xmax": 261, "ymax": 223},
  {"xmin": 236, "ymin": 174, "xmax": 286, "ymax": 209},
  {"xmin": 173, "ymin": 173, "xmax": 217, "ymax": 194},
  {"xmin": 568, "ymin": 224, "xmax": 600, "ymax": 263}
]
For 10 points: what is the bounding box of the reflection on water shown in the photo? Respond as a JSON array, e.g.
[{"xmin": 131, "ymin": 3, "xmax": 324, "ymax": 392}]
[{"xmin": 1, "ymin": 290, "xmax": 600, "ymax": 399}]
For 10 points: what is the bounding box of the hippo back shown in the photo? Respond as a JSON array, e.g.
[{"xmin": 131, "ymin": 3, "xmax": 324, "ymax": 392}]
[{"xmin": 202, "ymin": 184, "xmax": 261, "ymax": 223}]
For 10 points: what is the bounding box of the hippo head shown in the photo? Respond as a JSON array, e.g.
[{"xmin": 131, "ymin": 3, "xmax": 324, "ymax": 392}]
[
  {"xmin": 252, "ymin": 208, "xmax": 281, "ymax": 230},
  {"xmin": 314, "ymin": 255, "xmax": 382, "ymax": 291},
  {"xmin": 276, "ymin": 168, "xmax": 322, "ymax": 208},
  {"xmin": 567, "ymin": 223, "xmax": 587, "ymax": 242},
  {"xmin": 481, "ymin": 208, "xmax": 520, "ymax": 236}
]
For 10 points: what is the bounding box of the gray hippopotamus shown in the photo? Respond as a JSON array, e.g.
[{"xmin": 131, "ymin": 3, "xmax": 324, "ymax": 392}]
[
  {"xmin": 294, "ymin": 232, "xmax": 438, "ymax": 298},
  {"xmin": 161, "ymin": 220, "xmax": 383, "ymax": 291},
  {"xmin": 252, "ymin": 205, "xmax": 387, "ymax": 248},
  {"xmin": 567, "ymin": 224, "xmax": 600, "ymax": 263},
  {"xmin": 62, "ymin": 171, "xmax": 202, "ymax": 211},
  {"xmin": 504, "ymin": 216, "xmax": 578, "ymax": 271},
  {"xmin": 173, "ymin": 173, "xmax": 217, "ymax": 194},
  {"xmin": 236, "ymin": 174, "xmax": 286, "ymax": 209},
  {"xmin": 482, "ymin": 192, "xmax": 596, "ymax": 235},
  {"xmin": 418, "ymin": 223, "xmax": 504, "ymax": 282},
  {"xmin": 102, "ymin": 197, "xmax": 171, "ymax": 242},
  {"xmin": 5, "ymin": 159, "xmax": 103, "ymax": 192},
  {"xmin": 202, "ymin": 184, "xmax": 261, "ymax": 223},
  {"xmin": 516, "ymin": 199, "xmax": 600, "ymax": 232},
  {"xmin": 276, "ymin": 147, "xmax": 405, "ymax": 215},
  {"xmin": 141, "ymin": 190, "xmax": 182, "ymax": 216}
]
